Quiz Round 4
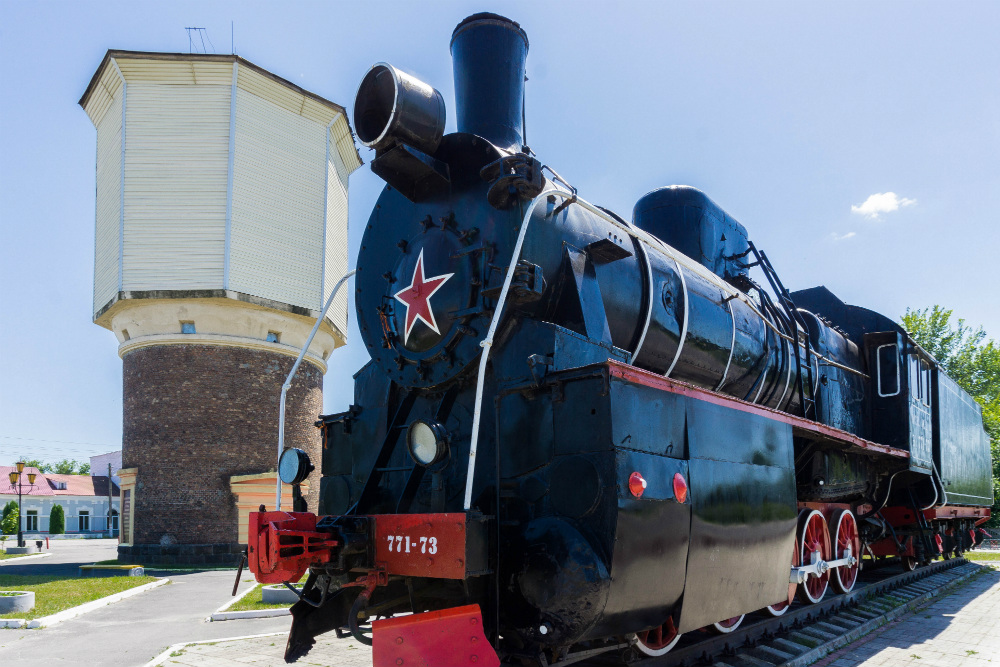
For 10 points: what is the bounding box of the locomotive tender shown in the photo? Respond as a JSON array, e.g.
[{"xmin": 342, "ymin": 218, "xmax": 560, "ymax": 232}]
[{"xmin": 247, "ymin": 13, "xmax": 993, "ymax": 666}]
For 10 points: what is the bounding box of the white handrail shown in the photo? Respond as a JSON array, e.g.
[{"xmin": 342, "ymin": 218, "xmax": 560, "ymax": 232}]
[
  {"xmin": 462, "ymin": 189, "xmax": 565, "ymax": 510},
  {"xmin": 275, "ymin": 269, "xmax": 356, "ymax": 510}
]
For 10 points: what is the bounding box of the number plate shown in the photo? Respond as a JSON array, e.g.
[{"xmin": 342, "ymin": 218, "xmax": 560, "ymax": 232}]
[{"xmin": 374, "ymin": 513, "xmax": 468, "ymax": 579}]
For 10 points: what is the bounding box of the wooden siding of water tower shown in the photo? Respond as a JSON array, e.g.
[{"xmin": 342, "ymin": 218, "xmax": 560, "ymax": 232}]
[
  {"xmin": 228, "ymin": 86, "xmax": 327, "ymax": 311},
  {"xmin": 323, "ymin": 131, "xmax": 351, "ymax": 337},
  {"xmin": 94, "ymin": 91, "xmax": 123, "ymax": 314},
  {"xmin": 121, "ymin": 82, "xmax": 230, "ymax": 290}
]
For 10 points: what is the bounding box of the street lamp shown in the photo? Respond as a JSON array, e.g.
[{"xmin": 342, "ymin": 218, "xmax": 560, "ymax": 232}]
[{"xmin": 8, "ymin": 462, "xmax": 37, "ymax": 548}]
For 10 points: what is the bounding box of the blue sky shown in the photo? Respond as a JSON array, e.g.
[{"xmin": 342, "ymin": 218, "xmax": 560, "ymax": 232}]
[{"xmin": 2, "ymin": 1, "xmax": 998, "ymax": 464}]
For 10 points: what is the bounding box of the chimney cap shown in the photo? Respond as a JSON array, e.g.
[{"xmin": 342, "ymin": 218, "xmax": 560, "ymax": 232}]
[{"xmin": 451, "ymin": 13, "xmax": 528, "ymax": 49}]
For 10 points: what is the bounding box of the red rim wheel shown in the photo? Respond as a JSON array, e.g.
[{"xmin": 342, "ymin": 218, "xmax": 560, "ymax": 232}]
[
  {"xmin": 798, "ymin": 510, "xmax": 831, "ymax": 604},
  {"xmin": 633, "ymin": 617, "xmax": 681, "ymax": 656},
  {"xmin": 831, "ymin": 509, "xmax": 861, "ymax": 593},
  {"xmin": 711, "ymin": 614, "xmax": 745, "ymax": 634},
  {"xmin": 766, "ymin": 537, "xmax": 799, "ymax": 616}
]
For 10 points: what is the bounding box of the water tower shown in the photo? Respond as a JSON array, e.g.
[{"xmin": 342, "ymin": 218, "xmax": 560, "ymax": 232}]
[{"xmin": 79, "ymin": 51, "xmax": 361, "ymax": 564}]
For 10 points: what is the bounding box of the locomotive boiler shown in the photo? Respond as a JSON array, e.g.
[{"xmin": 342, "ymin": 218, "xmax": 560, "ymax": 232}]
[{"xmin": 246, "ymin": 13, "xmax": 993, "ymax": 667}]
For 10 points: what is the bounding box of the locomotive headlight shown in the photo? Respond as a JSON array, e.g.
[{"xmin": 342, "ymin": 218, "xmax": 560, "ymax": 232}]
[
  {"xmin": 407, "ymin": 419, "xmax": 449, "ymax": 466},
  {"xmin": 278, "ymin": 448, "xmax": 314, "ymax": 485}
]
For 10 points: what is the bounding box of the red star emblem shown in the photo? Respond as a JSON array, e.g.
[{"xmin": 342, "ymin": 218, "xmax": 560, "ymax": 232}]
[{"xmin": 393, "ymin": 249, "xmax": 454, "ymax": 345}]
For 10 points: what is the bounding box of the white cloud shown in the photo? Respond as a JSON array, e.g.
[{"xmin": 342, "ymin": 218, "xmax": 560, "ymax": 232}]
[
  {"xmin": 851, "ymin": 192, "xmax": 916, "ymax": 220},
  {"xmin": 828, "ymin": 231, "xmax": 857, "ymax": 242}
]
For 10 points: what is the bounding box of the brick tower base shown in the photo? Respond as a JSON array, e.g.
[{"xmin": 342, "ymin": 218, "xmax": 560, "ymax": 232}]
[{"xmin": 117, "ymin": 343, "xmax": 323, "ymax": 565}]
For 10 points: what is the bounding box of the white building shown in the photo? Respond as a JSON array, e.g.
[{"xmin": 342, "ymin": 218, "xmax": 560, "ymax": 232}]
[
  {"xmin": 1, "ymin": 466, "xmax": 120, "ymax": 536},
  {"xmin": 90, "ymin": 450, "xmax": 123, "ymax": 486}
]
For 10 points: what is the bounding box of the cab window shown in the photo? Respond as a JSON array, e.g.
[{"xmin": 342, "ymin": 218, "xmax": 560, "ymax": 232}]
[
  {"xmin": 909, "ymin": 354, "xmax": 921, "ymax": 401},
  {"xmin": 877, "ymin": 344, "xmax": 899, "ymax": 397},
  {"xmin": 920, "ymin": 359, "xmax": 932, "ymax": 407}
]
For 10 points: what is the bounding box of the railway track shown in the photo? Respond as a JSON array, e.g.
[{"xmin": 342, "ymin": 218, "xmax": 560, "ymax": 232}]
[{"xmin": 576, "ymin": 558, "xmax": 983, "ymax": 667}]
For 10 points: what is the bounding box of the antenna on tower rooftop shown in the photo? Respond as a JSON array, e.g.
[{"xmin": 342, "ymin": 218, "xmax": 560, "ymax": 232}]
[{"xmin": 184, "ymin": 27, "xmax": 215, "ymax": 54}]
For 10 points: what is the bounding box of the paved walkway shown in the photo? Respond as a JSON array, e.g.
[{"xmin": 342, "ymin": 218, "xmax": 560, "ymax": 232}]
[
  {"xmin": 0, "ymin": 539, "xmax": 291, "ymax": 666},
  {"xmin": 0, "ymin": 537, "xmax": 119, "ymax": 577},
  {"xmin": 148, "ymin": 565, "xmax": 1000, "ymax": 667},
  {"xmin": 152, "ymin": 632, "xmax": 372, "ymax": 667},
  {"xmin": 814, "ymin": 564, "xmax": 1000, "ymax": 667}
]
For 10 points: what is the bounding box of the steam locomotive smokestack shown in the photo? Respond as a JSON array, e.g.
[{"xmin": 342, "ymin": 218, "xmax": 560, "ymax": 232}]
[{"xmin": 450, "ymin": 13, "xmax": 529, "ymax": 151}]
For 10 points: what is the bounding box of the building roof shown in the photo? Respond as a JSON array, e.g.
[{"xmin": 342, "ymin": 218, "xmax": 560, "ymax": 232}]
[
  {"xmin": 0, "ymin": 466, "xmax": 52, "ymax": 496},
  {"xmin": 46, "ymin": 474, "xmax": 121, "ymax": 497},
  {"xmin": 0, "ymin": 467, "xmax": 119, "ymax": 497},
  {"xmin": 78, "ymin": 50, "xmax": 362, "ymax": 168}
]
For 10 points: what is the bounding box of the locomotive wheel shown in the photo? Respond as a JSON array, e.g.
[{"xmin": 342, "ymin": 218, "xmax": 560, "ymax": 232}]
[
  {"xmin": 904, "ymin": 556, "xmax": 918, "ymax": 571},
  {"xmin": 632, "ymin": 617, "xmax": 681, "ymax": 656},
  {"xmin": 831, "ymin": 509, "xmax": 861, "ymax": 593},
  {"xmin": 711, "ymin": 615, "xmax": 745, "ymax": 634},
  {"xmin": 798, "ymin": 510, "xmax": 832, "ymax": 604},
  {"xmin": 765, "ymin": 537, "xmax": 799, "ymax": 616}
]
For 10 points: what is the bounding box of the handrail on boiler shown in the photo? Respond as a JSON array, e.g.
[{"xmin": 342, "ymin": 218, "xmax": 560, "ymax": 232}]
[
  {"xmin": 275, "ymin": 269, "xmax": 356, "ymax": 510},
  {"xmin": 462, "ymin": 185, "xmax": 867, "ymax": 511}
]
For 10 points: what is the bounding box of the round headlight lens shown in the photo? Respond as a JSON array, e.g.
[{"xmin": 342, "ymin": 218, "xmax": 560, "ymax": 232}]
[
  {"xmin": 407, "ymin": 420, "xmax": 447, "ymax": 466},
  {"xmin": 278, "ymin": 448, "xmax": 313, "ymax": 485}
]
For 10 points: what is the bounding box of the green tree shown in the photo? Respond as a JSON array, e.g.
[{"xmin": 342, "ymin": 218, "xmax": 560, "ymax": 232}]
[
  {"xmin": 902, "ymin": 306, "xmax": 1000, "ymax": 525},
  {"xmin": 51, "ymin": 459, "xmax": 80, "ymax": 474},
  {"xmin": 78, "ymin": 463, "xmax": 91, "ymax": 475},
  {"xmin": 49, "ymin": 504, "xmax": 65, "ymax": 535},
  {"xmin": 1, "ymin": 501, "xmax": 18, "ymax": 536},
  {"xmin": 18, "ymin": 458, "xmax": 52, "ymax": 473}
]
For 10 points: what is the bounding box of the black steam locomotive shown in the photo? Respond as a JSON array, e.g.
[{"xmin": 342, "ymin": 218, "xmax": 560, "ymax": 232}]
[{"xmin": 247, "ymin": 13, "xmax": 993, "ymax": 667}]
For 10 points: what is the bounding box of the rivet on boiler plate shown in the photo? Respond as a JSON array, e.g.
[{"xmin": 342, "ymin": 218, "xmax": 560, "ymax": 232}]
[{"xmin": 396, "ymin": 637, "xmax": 404, "ymax": 644}]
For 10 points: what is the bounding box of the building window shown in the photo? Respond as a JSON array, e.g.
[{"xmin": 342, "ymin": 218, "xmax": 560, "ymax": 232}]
[
  {"xmin": 25, "ymin": 511, "xmax": 38, "ymax": 532},
  {"xmin": 110, "ymin": 509, "xmax": 119, "ymax": 533},
  {"xmin": 181, "ymin": 321, "xmax": 196, "ymax": 334},
  {"xmin": 266, "ymin": 331, "xmax": 281, "ymax": 343},
  {"xmin": 79, "ymin": 511, "xmax": 90, "ymax": 531}
]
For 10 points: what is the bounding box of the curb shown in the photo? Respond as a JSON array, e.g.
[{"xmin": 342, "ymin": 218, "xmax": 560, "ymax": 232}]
[
  {"xmin": 207, "ymin": 582, "xmax": 259, "ymax": 619},
  {"xmin": 785, "ymin": 563, "xmax": 983, "ymax": 667},
  {"xmin": 210, "ymin": 607, "xmax": 291, "ymax": 621},
  {"xmin": 143, "ymin": 632, "xmax": 286, "ymax": 667},
  {"xmin": 4, "ymin": 577, "xmax": 171, "ymax": 630},
  {"xmin": 0, "ymin": 553, "xmax": 52, "ymax": 566},
  {"xmin": 206, "ymin": 583, "xmax": 291, "ymax": 621}
]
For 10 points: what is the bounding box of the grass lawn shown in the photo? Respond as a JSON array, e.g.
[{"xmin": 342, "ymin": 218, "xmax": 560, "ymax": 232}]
[
  {"xmin": 966, "ymin": 551, "xmax": 1000, "ymax": 562},
  {"xmin": 0, "ymin": 552, "xmax": 34, "ymax": 561},
  {"xmin": 0, "ymin": 574, "xmax": 159, "ymax": 620},
  {"xmin": 224, "ymin": 575, "xmax": 308, "ymax": 612}
]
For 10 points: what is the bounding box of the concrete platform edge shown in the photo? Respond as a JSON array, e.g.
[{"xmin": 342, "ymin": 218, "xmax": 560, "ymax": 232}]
[
  {"xmin": 783, "ymin": 563, "xmax": 984, "ymax": 667},
  {"xmin": 143, "ymin": 632, "xmax": 287, "ymax": 667}
]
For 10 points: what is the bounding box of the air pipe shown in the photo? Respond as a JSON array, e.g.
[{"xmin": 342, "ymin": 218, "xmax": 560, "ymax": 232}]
[{"xmin": 276, "ymin": 269, "xmax": 356, "ymax": 510}]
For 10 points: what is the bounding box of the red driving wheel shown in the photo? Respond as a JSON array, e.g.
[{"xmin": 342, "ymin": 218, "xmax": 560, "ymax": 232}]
[
  {"xmin": 711, "ymin": 614, "xmax": 745, "ymax": 634},
  {"xmin": 633, "ymin": 617, "xmax": 681, "ymax": 656},
  {"xmin": 831, "ymin": 509, "xmax": 861, "ymax": 593},
  {"xmin": 766, "ymin": 536, "xmax": 799, "ymax": 616},
  {"xmin": 798, "ymin": 509, "xmax": 832, "ymax": 604}
]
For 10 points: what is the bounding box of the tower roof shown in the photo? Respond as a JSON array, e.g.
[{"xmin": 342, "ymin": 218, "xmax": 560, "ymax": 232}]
[{"xmin": 79, "ymin": 50, "xmax": 362, "ymax": 169}]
